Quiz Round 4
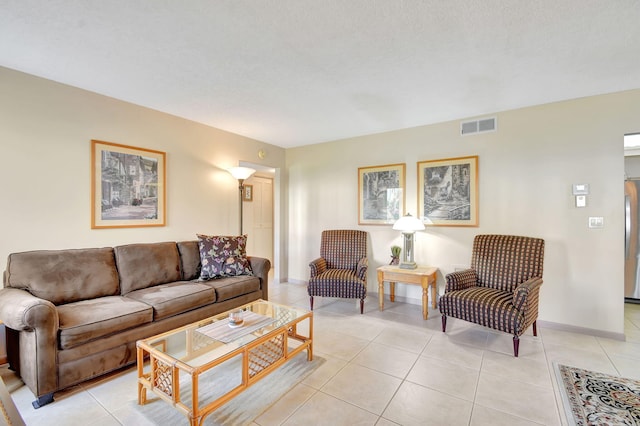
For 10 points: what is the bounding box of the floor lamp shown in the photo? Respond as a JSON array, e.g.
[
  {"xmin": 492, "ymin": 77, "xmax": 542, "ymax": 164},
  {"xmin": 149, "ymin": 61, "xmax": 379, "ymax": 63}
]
[{"xmin": 228, "ymin": 166, "xmax": 255, "ymax": 235}]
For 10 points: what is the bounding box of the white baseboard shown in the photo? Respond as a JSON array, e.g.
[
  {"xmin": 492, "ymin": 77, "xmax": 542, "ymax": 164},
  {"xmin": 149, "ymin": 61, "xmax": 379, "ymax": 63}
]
[
  {"xmin": 278, "ymin": 278, "xmax": 306, "ymax": 285},
  {"xmin": 536, "ymin": 320, "xmax": 625, "ymax": 341},
  {"xmin": 274, "ymin": 281, "xmax": 626, "ymax": 341},
  {"xmin": 369, "ymin": 291, "xmax": 422, "ymax": 306}
]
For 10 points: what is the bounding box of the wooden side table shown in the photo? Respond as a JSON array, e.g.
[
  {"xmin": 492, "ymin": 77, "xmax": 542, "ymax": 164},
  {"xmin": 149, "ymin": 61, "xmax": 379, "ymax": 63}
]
[{"xmin": 377, "ymin": 265, "xmax": 438, "ymax": 319}]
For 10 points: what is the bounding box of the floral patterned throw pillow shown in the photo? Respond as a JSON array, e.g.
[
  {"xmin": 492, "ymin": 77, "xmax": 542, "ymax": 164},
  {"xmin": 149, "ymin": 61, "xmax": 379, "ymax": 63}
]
[{"xmin": 197, "ymin": 234, "xmax": 253, "ymax": 279}]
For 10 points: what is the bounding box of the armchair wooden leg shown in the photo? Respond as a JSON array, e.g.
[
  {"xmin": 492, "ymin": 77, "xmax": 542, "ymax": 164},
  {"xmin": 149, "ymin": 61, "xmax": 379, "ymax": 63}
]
[
  {"xmin": 533, "ymin": 321, "xmax": 537, "ymax": 336},
  {"xmin": 310, "ymin": 296, "xmax": 314, "ymax": 311},
  {"xmin": 360, "ymin": 299, "xmax": 364, "ymax": 314},
  {"xmin": 441, "ymin": 315, "xmax": 447, "ymax": 332},
  {"xmin": 513, "ymin": 336, "xmax": 519, "ymax": 357}
]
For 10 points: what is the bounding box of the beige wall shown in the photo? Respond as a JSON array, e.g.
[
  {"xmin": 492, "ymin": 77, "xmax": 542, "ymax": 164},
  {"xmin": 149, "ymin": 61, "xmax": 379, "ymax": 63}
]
[
  {"xmin": 286, "ymin": 89, "xmax": 640, "ymax": 336},
  {"xmin": 0, "ymin": 67, "xmax": 286, "ymax": 264},
  {"xmin": 2, "ymin": 65, "xmax": 638, "ymax": 337}
]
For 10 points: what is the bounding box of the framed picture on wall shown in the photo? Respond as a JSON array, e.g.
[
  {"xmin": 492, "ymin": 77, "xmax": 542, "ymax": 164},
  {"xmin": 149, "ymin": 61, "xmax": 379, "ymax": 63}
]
[
  {"xmin": 358, "ymin": 163, "xmax": 405, "ymax": 225},
  {"xmin": 418, "ymin": 155, "xmax": 478, "ymax": 226},
  {"xmin": 243, "ymin": 184, "xmax": 253, "ymax": 202},
  {"xmin": 91, "ymin": 140, "xmax": 166, "ymax": 228}
]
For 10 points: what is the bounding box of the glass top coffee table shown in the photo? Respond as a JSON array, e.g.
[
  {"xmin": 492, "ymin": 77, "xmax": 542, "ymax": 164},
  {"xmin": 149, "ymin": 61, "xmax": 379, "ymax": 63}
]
[{"xmin": 136, "ymin": 299, "xmax": 313, "ymax": 426}]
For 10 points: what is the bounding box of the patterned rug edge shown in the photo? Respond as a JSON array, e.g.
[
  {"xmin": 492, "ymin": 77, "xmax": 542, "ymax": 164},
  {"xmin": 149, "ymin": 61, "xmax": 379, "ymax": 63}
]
[
  {"xmin": 554, "ymin": 362, "xmax": 640, "ymax": 426},
  {"xmin": 553, "ymin": 363, "xmax": 578, "ymax": 426}
]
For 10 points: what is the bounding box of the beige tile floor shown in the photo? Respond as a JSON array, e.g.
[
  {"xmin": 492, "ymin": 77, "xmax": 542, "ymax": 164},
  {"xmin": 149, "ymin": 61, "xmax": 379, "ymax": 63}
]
[{"xmin": 7, "ymin": 281, "xmax": 640, "ymax": 425}]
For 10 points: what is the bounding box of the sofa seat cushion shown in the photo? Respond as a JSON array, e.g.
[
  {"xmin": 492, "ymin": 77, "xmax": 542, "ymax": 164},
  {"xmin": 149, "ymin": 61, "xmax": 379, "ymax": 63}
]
[
  {"xmin": 439, "ymin": 286, "xmax": 524, "ymax": 335},
  {"xmin": 57, "ymin": 296, "xmax": 153, "ymax": 349},
  {"xmin": 203, "ymin": 275, "xmax": 261, "ymax": 302},
  {"xmin": 125, "ymin": 281, "xmax": 216, "ymax": 320}
]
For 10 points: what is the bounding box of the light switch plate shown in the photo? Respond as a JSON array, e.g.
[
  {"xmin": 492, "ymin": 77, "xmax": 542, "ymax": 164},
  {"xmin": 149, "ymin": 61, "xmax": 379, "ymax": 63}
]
[
  {"xmin": 588, "ymin": 216, "xmax": 604, "ymax": 228},
  {"xmin": 576, "ymin": 195, "xmax": 586, "ymax": 207}
]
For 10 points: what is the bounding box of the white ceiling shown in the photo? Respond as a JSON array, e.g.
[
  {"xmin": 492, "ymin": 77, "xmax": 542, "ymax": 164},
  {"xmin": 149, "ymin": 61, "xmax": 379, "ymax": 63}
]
[{"xmin": 1, "ymin": 1, "xmax": 639, "ymax": 148}]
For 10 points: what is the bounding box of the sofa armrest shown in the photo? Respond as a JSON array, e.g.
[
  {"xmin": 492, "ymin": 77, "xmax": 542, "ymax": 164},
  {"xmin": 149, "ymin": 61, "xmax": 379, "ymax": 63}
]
[
  {"xmin": 0, "ymin": 287, "xmax": 59, "ymax": 400},
  {"xmin": 248, "ymin": 256, "xmax": 271, "ymax": 300},
  {"xmin": 309, "ymin": 258, "xmax": 327, "ymax": 278},
  {"xmin": 512, "ymin": 277, "xmax": 543, "ymax": 311},
  {"xmin": 356, "ymin": 257, "xmax": 368, "ymax": 281},
  {"xmin": 0, "ymin": 288, "xmax": 58, "ymax": 331},
  {"xmin": 444, "ymin": 269, "xmax": 478, "ymax": 292}
]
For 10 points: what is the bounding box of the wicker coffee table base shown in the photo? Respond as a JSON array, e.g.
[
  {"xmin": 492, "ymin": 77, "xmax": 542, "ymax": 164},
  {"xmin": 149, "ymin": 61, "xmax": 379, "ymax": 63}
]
[{"xmin": 137, "ymin": 313, "xmax": 313, "ymax": 426}]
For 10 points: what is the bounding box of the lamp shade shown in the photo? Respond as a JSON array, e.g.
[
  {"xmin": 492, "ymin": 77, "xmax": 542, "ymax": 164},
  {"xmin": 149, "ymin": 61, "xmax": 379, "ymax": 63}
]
[
  {"xmin": 392, "ymin": 213, "xmax": 425, "ymax": 232},
  {"xmin": 228, "ymin": 166, "xmax": 256, "ymax": 180}
]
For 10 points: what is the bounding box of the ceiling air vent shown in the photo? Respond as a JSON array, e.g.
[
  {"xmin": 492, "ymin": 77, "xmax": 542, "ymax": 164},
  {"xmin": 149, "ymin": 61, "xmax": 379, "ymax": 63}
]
[{"xmin": 460, "ymin": 117, "xmax": 497, "ymax": 136}]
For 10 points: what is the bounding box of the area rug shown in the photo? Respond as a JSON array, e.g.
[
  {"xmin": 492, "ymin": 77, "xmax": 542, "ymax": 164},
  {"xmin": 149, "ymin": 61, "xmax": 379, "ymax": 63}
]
[
  {"xmin": 0, "ymin": 366, "xmax": 24, "ymax": 393},
  {"xmin": 131, "ymin": 352, "xmax": 324, "ymax": 426},
  {"xmin": 555, "ymin": 363, "xmax": 640, "ymax": 425}
]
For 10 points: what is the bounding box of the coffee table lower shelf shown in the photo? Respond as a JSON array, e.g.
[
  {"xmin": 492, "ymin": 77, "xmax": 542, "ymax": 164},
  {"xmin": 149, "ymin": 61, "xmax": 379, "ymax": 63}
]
[{"xmin": 136, "ymin": 306, "xmax": 313, "ymax": 426}]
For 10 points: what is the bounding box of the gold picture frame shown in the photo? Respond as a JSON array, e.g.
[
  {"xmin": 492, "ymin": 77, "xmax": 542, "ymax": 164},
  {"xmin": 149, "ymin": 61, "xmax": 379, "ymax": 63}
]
[
  {"xmin": 243, "ymin": 184, "xmax": 253, "ymax": 202},
  {"xmin": 358, "ymin": 163, "xmax": 405, "ymax": 225},
  {"xmin": 417, "ymin": 155, "xmax": 478, "ymax": 226},
  {"xmin": 91, "ymin": 140, "xmax": 166, "ymax": 229}
]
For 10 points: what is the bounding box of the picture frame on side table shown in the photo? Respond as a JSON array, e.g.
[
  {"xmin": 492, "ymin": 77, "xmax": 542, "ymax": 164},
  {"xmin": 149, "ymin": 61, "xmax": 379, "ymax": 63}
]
[
  {"xmin": 358, "ymin": 163, "xmax": 405, "ymax": 225},
  {"xmin": 417, "ymin": 155, "xmax": 478, "ymax": 226},
  {"xmin": 243, "ymin": 184, "xmax": 253, "ymax": 202},
  {"xmin": 91, "ymin": 140, "xmax": 166, "ymax": 229}
]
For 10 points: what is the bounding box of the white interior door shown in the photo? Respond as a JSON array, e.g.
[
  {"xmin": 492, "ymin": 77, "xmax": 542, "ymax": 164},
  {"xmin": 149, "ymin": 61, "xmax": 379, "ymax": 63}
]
[{"xmin": 243, "ymin": 176, "xmax": 274, "ymax": 280}]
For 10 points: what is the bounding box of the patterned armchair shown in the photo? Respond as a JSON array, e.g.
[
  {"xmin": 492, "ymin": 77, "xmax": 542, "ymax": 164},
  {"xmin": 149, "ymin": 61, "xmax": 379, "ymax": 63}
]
[
  {"xmin": 308, "ymin": 230, "xmax": 368, "ymax": 314},
  {"xmin": 439, "ymin": 234, "xmax": 545, "ymax": 357}
]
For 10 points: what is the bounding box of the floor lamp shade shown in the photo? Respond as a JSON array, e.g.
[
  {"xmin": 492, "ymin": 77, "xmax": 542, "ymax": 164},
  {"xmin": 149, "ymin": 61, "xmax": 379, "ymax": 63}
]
[{"xmin": 228, "ymin": 167, "xmax": 256, "ymax": 181}]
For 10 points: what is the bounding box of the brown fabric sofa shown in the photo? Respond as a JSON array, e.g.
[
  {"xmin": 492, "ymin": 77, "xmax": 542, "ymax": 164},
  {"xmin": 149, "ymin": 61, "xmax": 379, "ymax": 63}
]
[{"xmin": 0, "ymin": 240, "xmax": 270, "ymax": 408}]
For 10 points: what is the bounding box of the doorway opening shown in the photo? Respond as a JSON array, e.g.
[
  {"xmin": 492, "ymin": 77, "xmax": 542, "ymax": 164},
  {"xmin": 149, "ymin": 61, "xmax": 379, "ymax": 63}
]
[
  {"xmin": 239, "ymin": 161, "xmax": 278, "ymax": 284},
  {"xmin": 624, "ymin": 133, "xmax": 640, "ymax": 303}
]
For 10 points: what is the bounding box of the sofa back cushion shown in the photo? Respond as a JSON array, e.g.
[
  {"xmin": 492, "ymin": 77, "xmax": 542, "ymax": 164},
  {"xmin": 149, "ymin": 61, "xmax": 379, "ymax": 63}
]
[
  {"xmin": 114, "ymin": 242, "xmax": 181, "ymax": 294},
  {"xmin": 4, "ymin": 248, "xmax": 119, "ymax": 305},
  {"xmin": 176, "ymin": 240, "xmax": 201, "ymax": 281}
]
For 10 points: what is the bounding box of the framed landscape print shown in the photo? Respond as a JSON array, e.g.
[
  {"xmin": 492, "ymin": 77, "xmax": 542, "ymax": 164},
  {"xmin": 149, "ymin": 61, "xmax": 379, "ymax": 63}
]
[
  {"xmin": 418, "ymin": 155, "xmax": 478, "ymax": 226},
  {"xmin": 91, "ymin": 140, "xmax": 166, "ymax": 229},
  {"xmin": 358, "ymin": 163, "xmax": 405, "ymax": 225}
]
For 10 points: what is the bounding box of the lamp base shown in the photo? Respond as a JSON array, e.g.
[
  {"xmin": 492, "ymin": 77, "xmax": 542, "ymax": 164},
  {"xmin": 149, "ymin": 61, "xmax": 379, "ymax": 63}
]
[{"xmin": 399, "ymin": 261, "xmax": 417, "ymax": 269}]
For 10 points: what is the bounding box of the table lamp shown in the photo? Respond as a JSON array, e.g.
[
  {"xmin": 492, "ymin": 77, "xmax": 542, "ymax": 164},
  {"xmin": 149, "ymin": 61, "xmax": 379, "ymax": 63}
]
[{"xmin": 392, "ymin": 213, "xmax": 425, "ymax": 269}]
